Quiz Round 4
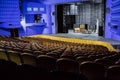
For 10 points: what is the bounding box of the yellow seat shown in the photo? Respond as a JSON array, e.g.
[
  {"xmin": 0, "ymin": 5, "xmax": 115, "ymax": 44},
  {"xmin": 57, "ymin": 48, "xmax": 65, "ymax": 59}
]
[
  {"xmin": 8, "ymin": 50, "xmax": 22, "ymax": 65},
  {"xmin": 0, "ymin": 49, "xmax": 8, "ymax": 60},
  {"xmin": 21, "ymin": 53, "xmax": 37, "ymax": 66},
  {"xmin": 80, "ymin": 61, "xmax": 106, "ymax": 80}
]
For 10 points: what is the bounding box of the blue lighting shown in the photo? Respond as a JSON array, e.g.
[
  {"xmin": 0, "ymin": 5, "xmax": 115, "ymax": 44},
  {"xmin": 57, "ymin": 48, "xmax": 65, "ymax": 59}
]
[
  {"xmin": 24, "ymin": 2, "xmax": 46, "ymax": 14},
  {"xmin": 27, "ymin": 7, "xmax": 32, "ymax": 11},
  {"xmin": 0, "ymin": 0, "xmax": 20, "ymax": 29},
  {"xmin": 27, "ymin": 7, "xmax": 45, "ymax": 12},
  {"xmin": 33, "ymin": 7, "xmax": 38, "ymax": 11},
  {"xmin": 110, "ymin": 0, "xmax": 120, "ymax": 36},
  {"xmin": 40, "ymin": 7, "xmax": 44, "ymax": 11},
  {"xmin": 105, "ymin": 0, "xmax": 120, "ymax": 40}
]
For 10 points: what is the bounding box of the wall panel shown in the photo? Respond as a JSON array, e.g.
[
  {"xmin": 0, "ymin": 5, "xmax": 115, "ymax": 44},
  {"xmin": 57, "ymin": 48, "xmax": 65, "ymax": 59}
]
[{"xmin": 0, "ymin": 0, "xmax": 20, "ymax": 28}]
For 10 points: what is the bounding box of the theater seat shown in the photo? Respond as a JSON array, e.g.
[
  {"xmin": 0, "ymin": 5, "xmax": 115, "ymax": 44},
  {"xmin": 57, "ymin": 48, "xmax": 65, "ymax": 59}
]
[
  {"xmin": 21, "ymin": 53, "xmax": 37, "ymax": 66},
  {"xmin": 115, "ymin": 59, "xmax": 120, "ymax": 65},
  {"xmin": 0, "ymin": 59, "xmax": 17, "ymax": 80},
  {"xmin": 16, "ymin": 64, "xmax": 46, "ymax": 80},
  {"xmin": 51, "ymin": 71, "xmax": 80, "ymax": 80},
  {"xmin": 95, "ymin": 58, "xmax": 114, "ymax": 68},
  {"xmin": 76, "ymin": 56, "xmax": 91, "ymax": 64},
  {"xmin": 33, "ymin": 51, "xmax": 45, "ymax": 56},
  {"xmin": 106, "ymin": 65, "xmax": 120, "ymax": 80},
  {"xmin": 80, "ymin": 61, "xmax": 106, "ymax": 80},
  {"xmin": 46, "ymin": 52, "xmax": 59, "ymax": 59},
  {"xmin": 56, "ymin": 58, "xmax": 79, "ymax": 73},
  {"xmin": 37, "ymin": 55, "xmax": 56, "ymax": 71},
  {"xmin": 7, "ymin": 50, "xmax": 21, "ymax": 65},
  {"xmin": 0, "ymin": 49, "xmax": 8, "ymax": 60}
]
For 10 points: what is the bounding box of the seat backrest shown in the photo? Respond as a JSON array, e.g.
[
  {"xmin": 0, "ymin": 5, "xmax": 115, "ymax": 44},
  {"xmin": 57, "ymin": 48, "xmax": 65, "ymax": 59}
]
[
  {"xmin": 0, "ymin": 59, "xmax": 17, "ymax": 69},
  {"xmin": 0, "ymin": 49, "xmax": 8, "ymax": 60},
  {"xmin": 115, "ymin": 59, "xmax": 120, "ymax": 65},
  {"xmin": 88, "ymin": 55, "xmax": 99, "ymax": 61},
  {"xmin": 23, "ymin": 49, "xmax": 32, "ymax": 53},
  {"xmin": 46, "ymin": 52, "xmax": 59, "ymax": 59},
  {"xmin": 106, "ymin": 65, "xmax": 120, "ymax": 80},
  {"xmin": 21, "ymin": 53, "xmax": 37, "ymax": 66},
  {"xmin": 95, "ymin": 58, "xmax": 114, "ymax": 68},
  {"xmin": 33, "ymin": 51, "xmax": 45, "ymax": 56},
  {"xmin": 80, "ymin": 61, "xmax": 106, "ymax": 80},
  {"xmin": 56, "ymin": 58, "xmax": 79, "ymax": 73},
  {"xmin": 76, "ymin": 56, "xmax": 91, "ymax": 64},
  {"xmin": 16, "ymin": 64, "xmax": 41, "ymax": 80},
  {"xmin": 8, "ymin": 51, "xmax": 22, "ymax": 65},
  {"xmin": 0, "ymin": 59, "xmax": 17, "ymax": 80},
  {"xmin": 37, "ymin": 55, "xmax": 56, "ymax": 71}
]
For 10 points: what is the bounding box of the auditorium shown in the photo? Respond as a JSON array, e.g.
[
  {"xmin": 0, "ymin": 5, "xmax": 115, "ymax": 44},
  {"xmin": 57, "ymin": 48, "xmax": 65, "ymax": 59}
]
[{"xmin": 0, "ymin": 0, "xmax": 120, "ymax": 80}]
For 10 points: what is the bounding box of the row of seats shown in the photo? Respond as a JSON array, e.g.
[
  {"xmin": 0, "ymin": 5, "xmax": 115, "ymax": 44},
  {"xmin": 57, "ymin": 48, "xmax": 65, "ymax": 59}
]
[
  {"xmin": 0, "ymin": 36, "xmax": 119, "ymax": 80},
  {"xmin": 1, "ymin": 47, "xmax": 120, "ymax": 68},
  {"xmin": 0, "ymin": 36, "xmax": 28, "ymax": 43},
  {"xmin": 28, "ymin": 35, "xmax": 116, "ymax": 51},
  {"xmin": 20, "ymin": 36, "xmax": 120, "ymax": 80},
  {"xmin": 0, "ymin": 56, "xmax": 120, "ymax": 80},
  {"xmin": 21, "ymin": 37, "xmax": 109, "ymax": 52},
  {"xmin": 0, "ymin": 59, "xmax": 52, "ymax": 80}
]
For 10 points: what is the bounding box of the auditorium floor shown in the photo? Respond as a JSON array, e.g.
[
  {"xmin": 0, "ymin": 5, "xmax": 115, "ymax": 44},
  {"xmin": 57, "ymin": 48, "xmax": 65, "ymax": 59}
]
[{"xmin": 50, "ymin": 30, "xmax": 120, "ymax": 50}]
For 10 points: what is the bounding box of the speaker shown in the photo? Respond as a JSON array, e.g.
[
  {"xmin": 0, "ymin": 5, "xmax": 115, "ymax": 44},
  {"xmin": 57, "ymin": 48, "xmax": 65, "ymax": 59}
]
[
  {"xmin": 10, "ymin": 28, "xmax": 19, "ymax": 37},
  {"xmin": 85, "ymin": 24, "xmax": 88, "ymax": 30},
  {"xmin": 98, "ymin": 26, "xmax": 103, "ymax": 36}
]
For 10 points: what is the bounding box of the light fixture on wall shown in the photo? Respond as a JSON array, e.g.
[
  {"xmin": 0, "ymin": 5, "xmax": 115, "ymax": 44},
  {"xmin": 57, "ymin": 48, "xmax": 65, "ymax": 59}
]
[
  {"xmin": 51, "ymin": 12, "xmax": 55, "ymax": 16},
  {"xmin": 106, "ymin": 8, "xmax": 110, "ymax": 13}
]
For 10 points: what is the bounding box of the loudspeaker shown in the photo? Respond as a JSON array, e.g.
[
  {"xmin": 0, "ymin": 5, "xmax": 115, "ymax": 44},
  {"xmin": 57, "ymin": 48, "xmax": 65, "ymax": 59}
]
[
  {"xmin": 10, "ymin": 28, "xmax": 19, "ymax": 37},
  {"xmin": 85, "ymin": 24, "xmax": 88, "ymax": 30},
  {"xmin": 98, "ymin": 26, "xmax": 103, "ymax": 36}
]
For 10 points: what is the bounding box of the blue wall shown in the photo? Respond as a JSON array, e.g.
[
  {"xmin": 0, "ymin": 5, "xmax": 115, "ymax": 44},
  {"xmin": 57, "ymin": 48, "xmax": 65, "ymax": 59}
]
[
  {"xmin": 110, "ymin": 0, "xmax": 120, "ymax": 35},
  {"xmin": 105, "ymin": 0, "xmax": 112, "ymax": 38},
  {"xmin": 0, "ymin": 0, "xmax": 20, "ymax": 28},
  {"xmin": 0, "ymin": 0, "xmax": 54, "ymax": 37},
  {"xmin": 23, "ymin": 1, "xmax": 46, "ymax": 14},
  {"xmin": 20, "ymin": 1, "xmax": 54, "ymax": 36},
  {"xmin": 105, "ymin": 0, "xmax": 120, "ymax": 41},
  {"xmin": 2, "ymin": 0, "xmax": 120, "ymax": 40},
  {"xmin": 0, "ymin": 0, "xmax": 20, "ymax": 36}
]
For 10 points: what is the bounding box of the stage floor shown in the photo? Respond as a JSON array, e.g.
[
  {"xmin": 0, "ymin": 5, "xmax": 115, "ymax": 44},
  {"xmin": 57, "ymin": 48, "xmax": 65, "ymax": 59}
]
[{"xmin": 50, "ymin": 30, "xmax": 120, "ymax": 50}]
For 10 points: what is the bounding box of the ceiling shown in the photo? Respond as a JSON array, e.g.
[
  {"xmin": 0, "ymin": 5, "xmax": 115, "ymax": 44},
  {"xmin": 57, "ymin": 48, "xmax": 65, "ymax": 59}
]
[
  {"xmin": 42, "ymin": 0, "xmax": 103, "ymax": 4},
  {"xmin": 25, "ymin": 0, "xmax": 103, "ymax": 4}
]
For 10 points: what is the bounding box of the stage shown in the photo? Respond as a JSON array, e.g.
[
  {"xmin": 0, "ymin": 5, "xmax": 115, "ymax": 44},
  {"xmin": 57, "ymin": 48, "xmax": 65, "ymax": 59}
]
[{"xmin": 50, "ymin": 30, "xmax": 120, "ymax": 51}]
